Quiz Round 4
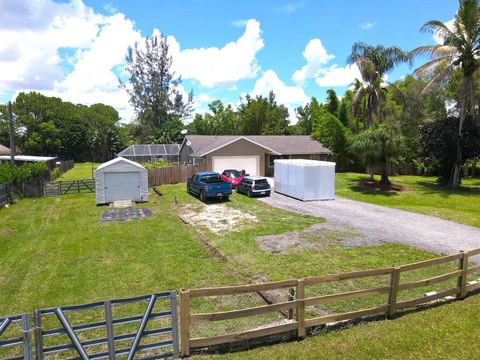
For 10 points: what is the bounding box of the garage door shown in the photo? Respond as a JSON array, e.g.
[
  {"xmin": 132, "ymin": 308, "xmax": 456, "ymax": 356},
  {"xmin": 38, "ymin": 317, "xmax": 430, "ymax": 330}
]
[
  {"xmin": 105, "ymin": 172, "xmax": 140, "ymax": 203},
  {"xmin": 212, "ymin": 156, "xmax": 260, "ymax": 176}
]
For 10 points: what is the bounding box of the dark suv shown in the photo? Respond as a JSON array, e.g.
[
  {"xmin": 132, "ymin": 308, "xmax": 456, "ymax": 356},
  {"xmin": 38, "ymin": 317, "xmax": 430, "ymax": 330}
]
[{"xmin": 236, "ymin": 176, "xmax": 271, "ymax": 197}]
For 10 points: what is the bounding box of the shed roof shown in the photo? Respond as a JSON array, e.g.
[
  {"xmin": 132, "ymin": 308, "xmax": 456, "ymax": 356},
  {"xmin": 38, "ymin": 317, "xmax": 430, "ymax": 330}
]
[
  {"xmin": 117, "ymin": 144, "xmax": 181, "ymax": 157},
  {"xmin": 96, "ymin": 157, "xmax": 146, "ymax": 171},
  {"xmin": 185, "ymin": 135, "xmax": 331, "ymax": 156}
]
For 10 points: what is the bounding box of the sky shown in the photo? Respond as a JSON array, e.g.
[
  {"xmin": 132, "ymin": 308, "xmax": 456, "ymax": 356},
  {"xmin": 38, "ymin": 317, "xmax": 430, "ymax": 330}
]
[{"xmin": 0, "ymin": 0, "xmax": 458, "ymax": 123}]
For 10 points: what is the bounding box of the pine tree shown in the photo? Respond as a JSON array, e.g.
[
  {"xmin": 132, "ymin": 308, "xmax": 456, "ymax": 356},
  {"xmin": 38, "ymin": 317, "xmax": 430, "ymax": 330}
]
[{"xmin": 123, "ymin": 32, "xmax": 193, "ymax": 142}]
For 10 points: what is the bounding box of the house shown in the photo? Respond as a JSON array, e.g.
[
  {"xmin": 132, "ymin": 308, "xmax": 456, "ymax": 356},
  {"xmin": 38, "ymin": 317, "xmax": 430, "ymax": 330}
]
[
  {"xmin": 117, "ymin": 144, "xmax": 181, "ymax": 163},
  {"xmin": 179, "ymin": 135, "xmax": 331, "ymax": 176},
  {"xmin": 0, "ymin": 144, "xmax": 11, "ymax": 156},
  {"xmin": 0, "ymin": 155, "xmax": 57, "ymax": 169}
]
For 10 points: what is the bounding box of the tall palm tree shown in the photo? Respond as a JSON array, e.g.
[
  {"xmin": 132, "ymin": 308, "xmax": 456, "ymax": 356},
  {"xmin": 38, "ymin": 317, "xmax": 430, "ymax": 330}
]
[
  {"xmin": 412, "ymin": 0, "xmax": 480, "ymax": 187},
  {"xmin": 347, "ymin": 43, "xmax": 411, "ymax": 128}
]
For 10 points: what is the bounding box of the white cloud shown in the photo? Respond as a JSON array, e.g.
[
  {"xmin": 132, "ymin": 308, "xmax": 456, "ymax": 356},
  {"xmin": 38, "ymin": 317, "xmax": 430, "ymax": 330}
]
[
  {"xmin": 315, "ymin": 64, "xmax": 361, "ymax": 87},
  {"xmin": 275, "ymin": 2, "xmax": 303, "ymax": 14},
  {"xmin": 360, "ymin": 22, "xmax": 375, "ymax": 30},
  {"xmin": 292, "ymin": 39, "xmax": 334, "ymax": 85},
  {"xmin": 0, "ymin": 3, "xmax": 263, "ymax": 122},
  {"xmin": 0, "ymin": 0, "xmax": 141, "ymax": 121},
  {"xmin": 291, "ymin": 38, "xmax": 361, "ymax": 89},
  {"xmin": 433, "ymin": 19, "xmax": 455, "ymax": 44},
  {"xmin": 167, "ymin": 19, "xmax": 264, "ymax": 87},
  {"xmin": 43, "ymin": 13, "xmax": 141, "ymax": 121},
  {"xmin": 197, "ymin": 93, "xmax": 212, "ymax": 103},
  {"xmin": 231, "ymin": 19, "xmax": 248, "ymax": 28},
  {"xmin": 250, "ymin": 69, "xmax": 308, "ymax": 121}
]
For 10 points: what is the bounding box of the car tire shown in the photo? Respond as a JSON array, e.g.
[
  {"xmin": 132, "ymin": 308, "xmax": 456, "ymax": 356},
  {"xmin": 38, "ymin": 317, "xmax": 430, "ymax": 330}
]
[
  {"xmin": 200, "ymin": 191, "xmax": 207, "ymax": 203},
  {"xmin": 247, "ymin": 189, "xmax": 253, "ymax": 198},
  {"xmin": 187, "ymin": 184, "xmax": 191, "ymax": 194},
  {"xmin": 224, "ymin": 196, "xmax": 230, "ymax": 201}
]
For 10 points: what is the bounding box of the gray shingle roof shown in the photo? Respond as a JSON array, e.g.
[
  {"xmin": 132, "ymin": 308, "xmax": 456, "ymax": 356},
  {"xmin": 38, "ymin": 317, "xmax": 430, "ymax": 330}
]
[
  {"xmin": 185, "ymin": 135, "xmax": 331, "ymax": 156},
  {"xmin": 0, "ymin": 144, "xmax": 10, "ymax": 156}
]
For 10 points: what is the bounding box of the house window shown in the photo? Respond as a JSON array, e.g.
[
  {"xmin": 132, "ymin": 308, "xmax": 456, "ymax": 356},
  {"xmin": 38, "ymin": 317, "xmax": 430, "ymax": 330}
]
[{"xmin": 268, "ymin": 155, "xmax": 288, "ymax": 167}]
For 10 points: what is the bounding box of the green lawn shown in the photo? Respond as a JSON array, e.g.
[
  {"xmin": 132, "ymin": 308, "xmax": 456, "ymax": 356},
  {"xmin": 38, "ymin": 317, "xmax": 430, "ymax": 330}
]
[
  {"xmin": 196, "ymin": 294, "xmax": 480, "ymax": 360},
  {"xmin": 58, "ymin": 162, "xmax": 100, "ymax": 180},
  {"xmin": 1, "ymin": 182, "xmax": 479, "ymax": 358},
  {"xmin": 336, "ymin": 173, "xmax": 480, "ymax": 228}
]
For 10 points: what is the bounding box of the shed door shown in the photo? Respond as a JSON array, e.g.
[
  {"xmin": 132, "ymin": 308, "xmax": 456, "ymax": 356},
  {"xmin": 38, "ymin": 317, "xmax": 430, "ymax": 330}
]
[
  {"xmin": 212, "ymin": 156, "xmax": 259, "ymax": 176},
  {"xmin": 104, "ymin": 172, "xmax": 141, "ymax": 203}
]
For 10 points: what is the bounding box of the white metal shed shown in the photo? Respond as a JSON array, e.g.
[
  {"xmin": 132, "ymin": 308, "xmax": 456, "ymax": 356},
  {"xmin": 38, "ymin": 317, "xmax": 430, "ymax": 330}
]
[
  {"xmin": 274, "ymin": 159, "xmax": 335, "ymax": 201},
  {"xmin": 95, "ymin": 157, "xmax": 149, "ymax": 205}
]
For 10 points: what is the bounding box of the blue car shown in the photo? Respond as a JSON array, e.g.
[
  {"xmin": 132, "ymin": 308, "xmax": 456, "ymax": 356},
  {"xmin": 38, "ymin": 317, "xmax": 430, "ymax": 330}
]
[{"xmin": 187, "ymin": 172, "xmax": 232, "ymax": 202}]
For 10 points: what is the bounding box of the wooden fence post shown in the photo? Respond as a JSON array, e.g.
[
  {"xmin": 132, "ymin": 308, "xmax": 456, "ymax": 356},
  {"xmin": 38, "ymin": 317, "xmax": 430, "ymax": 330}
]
[
  {"xmin": 388, "ymin": 268, "xmax": 400, "ymax": 317},
  {"xmin": 457, "ymin": 251, "xmax": 468, "ymax": 299},
  {"xmin": 180, "ymin": 290, "xmax": 190, "ymax": 356},
  {"xmin": 296, "ymin": 279, "xmax": 305, "ymax": 338},
  {"xmin": 288, "ymin": 288, "xmax": 295, "ymax": 320}
]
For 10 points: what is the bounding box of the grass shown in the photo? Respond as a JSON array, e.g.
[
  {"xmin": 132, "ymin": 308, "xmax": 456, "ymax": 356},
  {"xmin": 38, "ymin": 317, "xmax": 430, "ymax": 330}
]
[
  {"xmin": 57, "ymin": 162, "xmax": 100, "ymax": 180},
  {"xmin": 1, "ymin": 181, "xmax": 479, "ymax": 358},
  {"xmin": 336, "ymin": 173, "xmax": 480, "ymax": 228},
  {"xmin": 195, "ymin": 294, "xmax": 480, "ymax": 360},
  {"xmin": 0, "ymin": 189, "xmax": 239, "ymax": 315}
]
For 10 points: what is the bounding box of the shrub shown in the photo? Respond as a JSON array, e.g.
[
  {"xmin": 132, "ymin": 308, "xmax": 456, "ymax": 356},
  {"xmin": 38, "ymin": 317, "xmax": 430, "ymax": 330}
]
[
  {"xmin": 143, "ymin": 160, "xmax": 173, "ymax": 171},
  {"xmin": 0, "ymin": 162, "xmax": 49, "ymax": 184}
]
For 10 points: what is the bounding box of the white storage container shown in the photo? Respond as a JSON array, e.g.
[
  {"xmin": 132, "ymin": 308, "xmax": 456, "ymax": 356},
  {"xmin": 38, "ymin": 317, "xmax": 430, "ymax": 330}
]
[{"xmin": 274, "ymin": 159, "xmax": 335, "ymax": 201}]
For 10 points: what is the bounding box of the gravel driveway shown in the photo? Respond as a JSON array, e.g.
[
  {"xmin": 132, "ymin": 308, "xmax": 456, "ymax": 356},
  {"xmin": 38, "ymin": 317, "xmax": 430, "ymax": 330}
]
[{"xmin": 260, "ymin": 192, "xmax": 480, "ymax": 256}]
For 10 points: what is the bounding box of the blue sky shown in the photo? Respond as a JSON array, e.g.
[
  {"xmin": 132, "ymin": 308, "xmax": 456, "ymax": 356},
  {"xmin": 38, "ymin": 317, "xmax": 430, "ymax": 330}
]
[{"xmin": 0, "ymin": 0, "xmax": 457, "ymax": 122}]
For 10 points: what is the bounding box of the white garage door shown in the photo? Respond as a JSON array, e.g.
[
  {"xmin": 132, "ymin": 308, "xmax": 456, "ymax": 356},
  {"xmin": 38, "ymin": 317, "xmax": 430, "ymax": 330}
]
[
  {"xmin": 104, "ymin": 172, "xmax": 140, "ymax": 203},
  {"xmin": 212, "ymin": 156, "xmax": 260, "ymax": 176}
]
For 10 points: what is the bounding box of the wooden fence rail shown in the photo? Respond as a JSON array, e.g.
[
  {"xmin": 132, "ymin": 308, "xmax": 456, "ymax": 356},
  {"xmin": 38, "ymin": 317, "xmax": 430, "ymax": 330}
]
[
  {"xmin": 148, "ymin": 164, "xmax": 208, "ymax": 186},
  {"xmin": 180, "ymin": 248, "xmax": 480, "ymax": 356}
]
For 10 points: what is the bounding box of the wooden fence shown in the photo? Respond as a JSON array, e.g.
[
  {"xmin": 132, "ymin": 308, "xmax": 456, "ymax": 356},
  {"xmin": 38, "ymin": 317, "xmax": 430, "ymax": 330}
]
[
  {"xmin": 180, "ymin": 248, "xmax": 480, "ymax": 355},
  {"xmin": 148, "ymin": 164, "xmax": 208, "ymax": 186},
  {"xmin": 56, "ymin": 160, "xmax": 74, "ymax": 174},
  {"xmin": 0, "ymin": 183, "xmax": 7, "ymax": 206}
]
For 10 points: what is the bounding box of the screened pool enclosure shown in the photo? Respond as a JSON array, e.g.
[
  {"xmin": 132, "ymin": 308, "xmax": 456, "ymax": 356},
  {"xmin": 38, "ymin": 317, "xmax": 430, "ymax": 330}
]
[{"xmin": 117, "ymin": 144, "xmax": 181, "ymax": 163}]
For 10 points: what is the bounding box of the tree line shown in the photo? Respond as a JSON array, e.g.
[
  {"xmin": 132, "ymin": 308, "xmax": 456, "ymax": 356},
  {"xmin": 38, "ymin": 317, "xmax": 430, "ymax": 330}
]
[
  {"xmin": 1, "ymin": 0, "xmax": 479, "ymax": 187},
  {"xmin": 0, "ymin": 92, "xmax": 125, "ymax": 162}
]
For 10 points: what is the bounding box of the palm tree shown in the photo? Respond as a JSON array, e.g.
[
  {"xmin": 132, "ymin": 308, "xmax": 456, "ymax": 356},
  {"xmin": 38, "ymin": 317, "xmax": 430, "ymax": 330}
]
[
  {"xmin": 411, "ymin": 0, "xmax": 480, "ymax": 187},
  {"xmin": 350, "ymin": 124, "xmax": 405, "ymax": 186},
  {"xmin": 347, "ymin": 42, "xmax": 411, "ymax": 128}
]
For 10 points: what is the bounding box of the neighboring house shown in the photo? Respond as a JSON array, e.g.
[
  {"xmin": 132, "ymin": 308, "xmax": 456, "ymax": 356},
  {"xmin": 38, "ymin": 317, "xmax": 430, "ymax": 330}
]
[
  {"xmin": 117, "ymin": 144, "xmax": 181, "ymax": 163},
  {"xmin": 179, "ymin": 135, "xmax": 331, "ymax": 176},
  {"xmin": 0, "ymin": 144, "xmax": 11, "ymax": 156},
  {"xmin": 0, "ymin": 155, "xmax": 57, "ymax": 169}
]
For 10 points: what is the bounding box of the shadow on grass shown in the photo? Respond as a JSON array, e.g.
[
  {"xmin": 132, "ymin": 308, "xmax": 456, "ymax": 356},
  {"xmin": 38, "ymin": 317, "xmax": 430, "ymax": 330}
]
[
  {"xmin": 414, "ymin": 181, "xmax": 480, "ymax": 199},
  {"xmin": 345, "ymin": 179, "xmax": 400, "ymax": 197}
]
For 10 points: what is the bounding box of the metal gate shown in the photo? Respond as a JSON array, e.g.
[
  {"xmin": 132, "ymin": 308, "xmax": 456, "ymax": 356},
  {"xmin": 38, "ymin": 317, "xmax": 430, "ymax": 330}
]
[
  {"xmin": 45, "ymin": 179, "xmax": 96, "ymax": 196},
  {"xmin": 1, "ymin": 291, "xmax": 179, "ymax": 359},
  {"xmin": 0, "ymin": 313, "xmax": 32, "ymax": 360}
]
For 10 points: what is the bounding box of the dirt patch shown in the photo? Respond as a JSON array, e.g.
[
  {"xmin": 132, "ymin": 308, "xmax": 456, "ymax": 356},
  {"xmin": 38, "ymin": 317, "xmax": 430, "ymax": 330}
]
[
  {"xmin": 0, "ymin": 228, "xmax": 16, "ymax": 237},
  {"xmin": 182, "ymin": 203, "xmax": 258, "ymax": 234},
  {"xmin": 256, "ymin": 223, "xmax": 383, "ymax": 254},
  {"xmin": 359, "ymin": 180, "xmax": 409, "ymax": 192}
]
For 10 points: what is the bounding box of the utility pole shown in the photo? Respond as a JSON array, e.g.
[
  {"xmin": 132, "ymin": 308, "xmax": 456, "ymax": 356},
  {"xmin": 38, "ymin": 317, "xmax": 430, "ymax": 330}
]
[{"xmin": 8, "ymin": 101, "xmax": 15, "ymax": 165}]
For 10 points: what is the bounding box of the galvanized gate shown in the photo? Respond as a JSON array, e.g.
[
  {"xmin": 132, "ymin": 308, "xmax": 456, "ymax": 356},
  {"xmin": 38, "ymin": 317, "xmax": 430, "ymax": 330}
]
[
  {"xmin": 0, "ymin": 313, "xmax": 32, "ymax": 360},
  {"xmin": 45, "ymin": 179, "xmax": 96, "ymax": 196},
  {"xmin": 1, "ymin": 291, "xmax": 179, "ymax": 359}
]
